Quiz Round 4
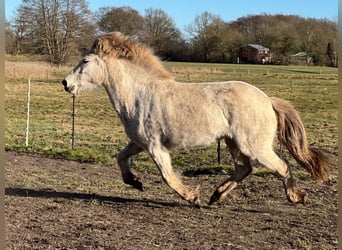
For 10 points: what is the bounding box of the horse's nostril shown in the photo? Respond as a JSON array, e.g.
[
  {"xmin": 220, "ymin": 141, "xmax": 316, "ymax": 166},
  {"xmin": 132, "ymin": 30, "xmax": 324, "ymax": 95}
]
[{"xmin": 62, "ymin": 79, "xmax": 67, "ymax": 86}]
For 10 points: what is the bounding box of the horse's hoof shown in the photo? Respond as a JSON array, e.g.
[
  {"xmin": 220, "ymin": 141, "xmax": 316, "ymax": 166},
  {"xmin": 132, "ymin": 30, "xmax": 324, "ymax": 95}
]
[
  {"xmin": 123, "ymin": 174, "xmax": 144, "ymax": 191},
  {"xmin": 185, "ymin": 186, "xmax": 201, "ymax": 207},
  {"xmin": 287, "ymin": 188, "xmax": 307, "ymax": 204},
  {"xmin": 131, "ymin": 179, "xmax": 144, "ymax": 191},
  {"xmin": 208, "ymin": 191, "xmax": 221, "ymax": 205},
  {"xmin": 192, "ymin": 196, "xmax": 201, "ymax": 208}
]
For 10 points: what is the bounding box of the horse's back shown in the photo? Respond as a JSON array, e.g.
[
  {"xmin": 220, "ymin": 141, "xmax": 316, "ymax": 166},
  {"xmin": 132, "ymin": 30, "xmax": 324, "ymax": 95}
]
[{"xmin": 204, "ymin": 80, "xmax": 274, "ymax": 119}]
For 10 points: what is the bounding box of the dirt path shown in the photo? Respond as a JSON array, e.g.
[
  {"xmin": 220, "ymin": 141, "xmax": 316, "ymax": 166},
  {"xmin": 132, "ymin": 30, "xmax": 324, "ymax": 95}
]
[{"xmin": 5, "ymin": 151, "xmax": 337, "ymax": 249}]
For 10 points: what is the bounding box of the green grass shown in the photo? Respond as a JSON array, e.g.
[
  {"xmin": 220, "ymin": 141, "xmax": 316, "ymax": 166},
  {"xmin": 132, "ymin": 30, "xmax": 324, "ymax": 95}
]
[{"xmin": 5, "ymin": 61, "xmax": 338, "ymax": 175}]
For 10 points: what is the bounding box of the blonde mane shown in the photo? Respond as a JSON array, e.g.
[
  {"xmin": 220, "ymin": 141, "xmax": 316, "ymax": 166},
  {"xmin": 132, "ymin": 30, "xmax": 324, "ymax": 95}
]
[{"xmin": 91, "ymin": 32, "xmax": 173, "ymax": 80}]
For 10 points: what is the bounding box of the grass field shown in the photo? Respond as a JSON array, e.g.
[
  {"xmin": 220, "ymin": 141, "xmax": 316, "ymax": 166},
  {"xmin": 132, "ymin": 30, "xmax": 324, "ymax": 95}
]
[{"xmin": 5, "ymin": 59, "xmax": 338, "ymax": 174}]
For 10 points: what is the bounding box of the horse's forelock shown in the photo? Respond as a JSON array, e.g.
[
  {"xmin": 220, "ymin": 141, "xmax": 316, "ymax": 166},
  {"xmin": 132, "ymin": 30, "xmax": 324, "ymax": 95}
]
[{"xmin": 91, "ymin": 32, "xmax": 132, "ymax": 57}]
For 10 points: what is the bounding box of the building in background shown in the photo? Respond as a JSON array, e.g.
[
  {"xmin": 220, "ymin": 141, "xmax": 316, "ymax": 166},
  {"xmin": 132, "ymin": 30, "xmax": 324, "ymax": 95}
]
[{"xmin": 237, "ymin": 44, "xmax": 271, "ymax": 64}]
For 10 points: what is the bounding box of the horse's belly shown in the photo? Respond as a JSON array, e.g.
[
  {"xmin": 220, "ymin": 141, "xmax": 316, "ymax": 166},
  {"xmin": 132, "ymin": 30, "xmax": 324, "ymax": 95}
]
[
  {"xmin": 173, "ymin": 134, "xmax": 217, "ymax": 148},
  {"xmin": 167, "ymin": 118, "xmax": 229, "ymax": 148}
]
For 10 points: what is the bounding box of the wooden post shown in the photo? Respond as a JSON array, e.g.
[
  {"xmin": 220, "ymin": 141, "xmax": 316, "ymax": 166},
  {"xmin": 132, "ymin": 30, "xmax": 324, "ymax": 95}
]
[{"xmin": 217, "ymin": 140, "xmax": 221, "ymax": 164}]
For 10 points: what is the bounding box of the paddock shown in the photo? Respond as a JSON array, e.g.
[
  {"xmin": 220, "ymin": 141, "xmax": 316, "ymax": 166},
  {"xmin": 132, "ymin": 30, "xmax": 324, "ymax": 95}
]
[
  {"xmin": 5, "ymin": 151, "xmax": 338, "ymax": 249},
  {"xmin": 5, "ymin": 55, "xmax": 338, "ymax": 248}
]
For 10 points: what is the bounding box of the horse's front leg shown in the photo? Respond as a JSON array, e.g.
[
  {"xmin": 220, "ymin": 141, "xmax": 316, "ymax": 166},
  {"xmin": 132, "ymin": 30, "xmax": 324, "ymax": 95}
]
[
  {"xmin": 117, "ymin": 141, "xmax": 144, "ymax": 191},
  {"xmin": 148, "ymin": 144, "xmax": 201, "ymax": 207}
]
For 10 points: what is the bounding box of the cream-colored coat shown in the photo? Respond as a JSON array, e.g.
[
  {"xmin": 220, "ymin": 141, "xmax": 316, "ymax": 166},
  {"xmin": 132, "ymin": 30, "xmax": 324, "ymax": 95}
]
[{"xmin": 63, "ymin": 32, "xmax": 330, "ymax": 206}]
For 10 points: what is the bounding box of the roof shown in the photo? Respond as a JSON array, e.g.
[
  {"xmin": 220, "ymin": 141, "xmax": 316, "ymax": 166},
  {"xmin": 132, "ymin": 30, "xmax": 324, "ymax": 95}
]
[
  {"xmin": 247, "ymin": 44, "xmax": 269, "ymax": 51},
  {"xmin": 290, "ymin": 52, "xmax": 308, "ymax": 57}
]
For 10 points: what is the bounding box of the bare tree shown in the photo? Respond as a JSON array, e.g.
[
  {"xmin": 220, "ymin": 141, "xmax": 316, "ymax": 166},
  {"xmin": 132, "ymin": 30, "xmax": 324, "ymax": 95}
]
[
  {"xmin": 142, "ymin": 8, "xmax": 182, "ymax": 58},
  {"xmin": 14, "ymin": 0, "xmax": 96, "ymax": 65},
  {"xmin": 96, "ymin": 6, "xmax": 144, "ymax": 37},
  {"xmin": 10, "ymin": 6, "xmax": 32, "ymax": 55},
  {"xmin": 298, "ymin": 18, "xmax": 319, "ymax": 65},
  {"xmin": 5, "ymin": 20, "xmax": 16, "ymax": 54},
  {"xmin": 186, "ymin": 12, "xmax": 227, "ymax": 62},
  {"xmin": 223, "ymin": 22, "xmax": 244, "ymax": 62}
]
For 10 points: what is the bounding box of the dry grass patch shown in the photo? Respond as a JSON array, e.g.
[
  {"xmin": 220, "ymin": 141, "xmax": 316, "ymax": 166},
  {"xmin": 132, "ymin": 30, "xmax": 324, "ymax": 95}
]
[
  {"xmin": 5, "ymin": 60, "xmax": 69, "ymax": 80},
  {"xmin": 171, "ymin": 67, "xmax": 223, "ymax": 74}
]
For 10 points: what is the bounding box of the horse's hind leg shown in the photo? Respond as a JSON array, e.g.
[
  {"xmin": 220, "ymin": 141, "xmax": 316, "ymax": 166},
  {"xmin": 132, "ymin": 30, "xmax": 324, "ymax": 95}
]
[
  {"xmin": 148, "ymin": 145, "xmax": 201, "ymax": 206},
  {"xmin": 209, "ymin": 138, "xmax": 252, "ymax": 205},
  {"xmin": 256, "ymin": 150, "xmax": 307, "ymax": 204},
  {"xmin": 117, "ymin": 141, "xmax": 144, "ymax": 190}
]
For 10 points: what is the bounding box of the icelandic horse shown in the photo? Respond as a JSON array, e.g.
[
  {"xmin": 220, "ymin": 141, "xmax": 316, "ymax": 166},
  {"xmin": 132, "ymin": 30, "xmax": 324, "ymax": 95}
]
[{"xmin": 62, "ymin": 32, "xmax": 330, "ymax": 206}]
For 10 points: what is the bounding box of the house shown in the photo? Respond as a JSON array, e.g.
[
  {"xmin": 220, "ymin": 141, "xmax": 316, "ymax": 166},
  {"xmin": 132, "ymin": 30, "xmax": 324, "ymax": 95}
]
[
  {"xmin": 237, "ymin": 44, "xmax": 272, "ymax": 64},
  {"xmin": 289, "ymin": 52, "xmax": 312, "ymax": 65}
]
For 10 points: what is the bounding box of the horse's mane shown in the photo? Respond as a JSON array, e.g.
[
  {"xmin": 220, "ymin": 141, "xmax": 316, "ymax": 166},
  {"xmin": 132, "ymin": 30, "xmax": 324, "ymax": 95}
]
[{"xmin": 91, "ymin": 32, "xmax": 173, "ymax": 80}]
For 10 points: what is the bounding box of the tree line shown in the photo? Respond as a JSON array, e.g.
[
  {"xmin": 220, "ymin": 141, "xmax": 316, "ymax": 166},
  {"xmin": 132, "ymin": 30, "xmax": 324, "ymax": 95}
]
[{"xmin": 5, "ymin": 0, "xmax": 338, "ymax": 66}]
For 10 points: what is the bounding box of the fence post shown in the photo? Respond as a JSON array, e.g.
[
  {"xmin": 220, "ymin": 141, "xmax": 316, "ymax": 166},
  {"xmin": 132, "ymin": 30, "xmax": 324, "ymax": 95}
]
[
  {"xmin": 71, "ymin": 94, "xmax": 76, "ymax": 150},
  {"xmin": 217, "ymin": 140, "xmax": 221, "ymax": 164},
  {"xmin": 25, "ymin": 78, "xmax": 31, "ymax": 147}
]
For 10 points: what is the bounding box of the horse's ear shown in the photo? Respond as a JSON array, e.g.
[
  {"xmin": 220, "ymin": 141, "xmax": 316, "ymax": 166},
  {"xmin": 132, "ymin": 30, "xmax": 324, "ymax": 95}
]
[
  {"xmin": 92, "ymin": 37, "xmax": 111, "ymax": 56},
  {"xmin": 91, "ymin": 38, "xmax": 102, "ymax": 55},
  {"xmin": 79, "ymin": 47, "xmax": 88, "ymax": 56}
]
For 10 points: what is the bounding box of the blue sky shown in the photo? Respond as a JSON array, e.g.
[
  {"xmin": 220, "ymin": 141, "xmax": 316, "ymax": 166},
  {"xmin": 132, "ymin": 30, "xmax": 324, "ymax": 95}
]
[{"xmin": 6, "ymin": 0, "xmax": 337, "ymax": 31}]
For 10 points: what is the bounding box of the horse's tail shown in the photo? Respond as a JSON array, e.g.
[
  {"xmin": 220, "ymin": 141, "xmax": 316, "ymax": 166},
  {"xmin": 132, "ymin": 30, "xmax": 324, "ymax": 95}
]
[{"xmin": 270, "ymin": 97, "xmax": 330, "ymax": 182}]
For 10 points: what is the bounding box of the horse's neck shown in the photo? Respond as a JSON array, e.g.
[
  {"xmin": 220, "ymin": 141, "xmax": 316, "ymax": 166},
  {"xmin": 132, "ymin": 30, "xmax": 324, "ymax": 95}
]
[
  {"xmin": 104, "ymin": 82, "xmax": 135, "ymax": 121},
  {"xmin": 103, "ymin": 64, "xmax": 146, "ymax": 120},
  {"xmin": 104, "ymin": 86, "xmax": 128, "ymax": 118}
]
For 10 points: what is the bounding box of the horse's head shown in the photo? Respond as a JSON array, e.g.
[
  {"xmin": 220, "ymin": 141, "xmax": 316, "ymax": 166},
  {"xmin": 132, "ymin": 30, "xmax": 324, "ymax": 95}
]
[
  {"xmin": 62, "ymin": 53, "xmax": 107, "ymax": 95},
  {"xmin": 62, "ymin": 32, "xmax": 173, "ymax": 94}
]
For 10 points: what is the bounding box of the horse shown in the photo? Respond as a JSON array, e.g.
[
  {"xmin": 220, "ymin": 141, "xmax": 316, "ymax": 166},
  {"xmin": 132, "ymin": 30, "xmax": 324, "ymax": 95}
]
[{"xmin": 62, "ymin": 32, "xmax": 330, "ymax": 207}]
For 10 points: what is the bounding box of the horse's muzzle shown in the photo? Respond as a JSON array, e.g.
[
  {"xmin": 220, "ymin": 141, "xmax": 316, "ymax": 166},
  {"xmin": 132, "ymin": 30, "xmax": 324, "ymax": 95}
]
[{"xmin": 62, "ymin": 79, "xmax": 74, "ymax": 92}]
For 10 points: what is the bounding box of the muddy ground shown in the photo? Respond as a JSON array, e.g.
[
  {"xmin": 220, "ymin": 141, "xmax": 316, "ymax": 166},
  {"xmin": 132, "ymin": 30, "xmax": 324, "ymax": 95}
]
[{"xmin": 5, "ymin": 151, "xmax": 337, "ymax": 249}]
